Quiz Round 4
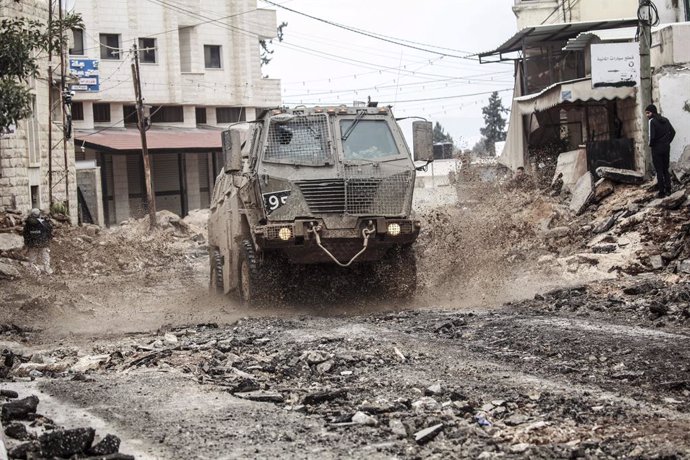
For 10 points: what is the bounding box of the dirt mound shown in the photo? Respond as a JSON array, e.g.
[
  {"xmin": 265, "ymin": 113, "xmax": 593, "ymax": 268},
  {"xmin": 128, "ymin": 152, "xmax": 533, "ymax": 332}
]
[{"xmin": 51, "ymin": 210, "xmax": 206, "ymax": 277}]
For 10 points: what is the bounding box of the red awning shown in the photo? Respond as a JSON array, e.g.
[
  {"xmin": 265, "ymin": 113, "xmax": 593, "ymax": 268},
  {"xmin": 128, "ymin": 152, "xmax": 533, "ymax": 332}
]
[{"xmin": 75, "ymin": 128, "xmax": 223, "ymax": 153}]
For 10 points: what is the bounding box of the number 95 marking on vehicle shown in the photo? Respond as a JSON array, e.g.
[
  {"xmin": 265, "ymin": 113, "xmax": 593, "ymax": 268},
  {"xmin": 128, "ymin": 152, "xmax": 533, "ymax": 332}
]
[{"xmin": 263, "ymin": 190, "xmax": 291, "ymax": 214}]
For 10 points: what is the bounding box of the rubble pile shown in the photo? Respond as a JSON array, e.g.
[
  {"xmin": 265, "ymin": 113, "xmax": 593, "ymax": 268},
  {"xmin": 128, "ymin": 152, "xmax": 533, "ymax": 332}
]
[
  {"xmin": 0, "ymin": 208, "xmax": 208, "ymax": 281},
  {"xmin": 13, "ymin": 315, "xmax": 685, "ymax": 458},
  {"xmin": 0, "ymin": 391, "xmax": 131, "ymax": 459}
]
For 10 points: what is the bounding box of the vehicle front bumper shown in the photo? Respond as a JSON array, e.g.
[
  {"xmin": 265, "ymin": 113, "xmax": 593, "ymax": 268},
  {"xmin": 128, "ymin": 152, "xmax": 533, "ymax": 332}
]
[{"xmin": 254, "ymin": 217, "xmax": 421, "ymax": 264}]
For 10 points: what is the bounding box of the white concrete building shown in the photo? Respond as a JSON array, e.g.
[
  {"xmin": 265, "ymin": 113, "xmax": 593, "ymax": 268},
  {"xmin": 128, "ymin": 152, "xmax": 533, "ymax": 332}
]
[
  {"xmin": 70, "ymin": 0, "xmax": 281, "ymax": 224},
  {"xmin": 0, "ymin": 0, "xmax": 77, "ymax": 221}
]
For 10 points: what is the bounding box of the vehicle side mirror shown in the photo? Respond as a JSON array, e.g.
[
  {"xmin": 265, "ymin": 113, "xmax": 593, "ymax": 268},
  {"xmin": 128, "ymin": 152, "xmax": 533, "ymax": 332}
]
[
  {"xmin": 412, "ymin": 121, "xmax": 433, "ymax": 162},
  {"xmin": 222, "ymin": 125, "xmax": 251, "ymax": 173}
]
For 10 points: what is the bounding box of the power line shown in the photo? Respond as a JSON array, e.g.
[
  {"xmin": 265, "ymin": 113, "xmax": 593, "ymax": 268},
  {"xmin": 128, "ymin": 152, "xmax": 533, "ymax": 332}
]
[
  {"xmin": 261, "ymin": 0, "xmax": 482, "ymax": 60},
  {"xmin": 283, "ymin": 87, "xmax": 513, "ymax": 106}
]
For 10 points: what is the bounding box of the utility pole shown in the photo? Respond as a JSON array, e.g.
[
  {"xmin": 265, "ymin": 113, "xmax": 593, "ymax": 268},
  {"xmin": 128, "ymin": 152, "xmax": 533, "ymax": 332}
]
[
  {"xmin": 131, "ymin": 44, "xmax": 157, "ymax": 229},
  {"xmin": 47, "ymin": 0, "xmax": 53, "ymax": 206},
  {"xmin": 639, "ymin": 0, "xmax": 654, "ymax": 176},
  {"xmin": 59, "ymin": 0, "xmax": 70, "ymax": 212}
]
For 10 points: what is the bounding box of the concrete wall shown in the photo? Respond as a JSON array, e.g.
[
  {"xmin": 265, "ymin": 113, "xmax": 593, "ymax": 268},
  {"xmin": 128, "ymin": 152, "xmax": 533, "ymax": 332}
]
[
  {"xmin": 76, "ymin": 167, "xmax": 105, "ymax": 226},
  {"xmin": 652, "ymin": 23, "xmax": 690, "ymax": 69},
  {"xmin": 650, "ymin": 23, "xmax": 690, "ymax": 163},
  {"xmin": 655, "ymin": 71, "xmax": 690, "ymax": 162},
  {"xmin": 513, "ymin": 0, "xmax": 684, "ymax": 29},
  {"xmin": 0, "ymin": 0, "xmax": 77, "ymax": 222}
]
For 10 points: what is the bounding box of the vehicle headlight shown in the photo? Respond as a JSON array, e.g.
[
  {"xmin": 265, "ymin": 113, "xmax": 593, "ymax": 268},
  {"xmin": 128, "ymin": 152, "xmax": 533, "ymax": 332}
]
[
  {"xmin": 278, "ymin": 227, "xmax": 292, "ymax": 241},
  {"xmin": 387, "ymin": 223, "xmax": 401, "ymax": 236}
]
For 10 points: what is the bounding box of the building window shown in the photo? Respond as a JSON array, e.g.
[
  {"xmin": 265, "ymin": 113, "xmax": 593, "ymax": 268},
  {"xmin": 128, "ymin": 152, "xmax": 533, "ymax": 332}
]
[
  {"xmin": 204, "ymin": 45, "xmax": 221, "ymax": 68},
  {"xmin": 138, "ymin": 37, "xmax": 156, "ymax": 63},
  {"xmin": 123, "ymin": 105, "xmax": 184, "ymax": 123},
  {"xmin": 93, "ymin": 103, "xmax": 111, "ymax": 123},
  {"xmin": 99, "ymin": 33, "xmax": 121, "ymax": 60},
  {"xmin": 69, "ymin": 29, "xmax": 84, "ymax": 55},
  {"xmin": 151, "ymin": 106, "xmax": 184, "ymax": 123},
  {"xmin": 27, "ymin": 99, "xmax": 41, "ymax": 165},
  {"xmin": 179, "ymin": 28, "xmax": 192, "ymax": 72},
  {"xmin": 195, "ymin": 107, "xmax": 207, "ymax": 124},
  {"xmin": 216, "ymin": 107, "xmax": 245, "ymax": 123},
  {"xmin": 71, "ymin": 102, "xmax": 84, "ymax": 121}
]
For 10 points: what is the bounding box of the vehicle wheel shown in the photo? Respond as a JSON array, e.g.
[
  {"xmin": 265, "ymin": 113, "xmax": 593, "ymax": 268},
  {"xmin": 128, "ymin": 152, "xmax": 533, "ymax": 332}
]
[
  {"xmin": 209, "ymin": 248, "xmax": 224, "ymax": 294},
  {"xmin": 238, "ymin": 240, "xmax": 263, "ymax": 306}
]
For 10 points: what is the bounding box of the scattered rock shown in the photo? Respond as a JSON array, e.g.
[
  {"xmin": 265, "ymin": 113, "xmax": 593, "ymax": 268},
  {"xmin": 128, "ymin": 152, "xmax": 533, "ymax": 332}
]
[
  {"xmin": 592, "ymin": 178, "xmax": 615, "ymax": 203},
  {"xmin": 4, "ymin": 422, "xmax": 31, "ymax": 440},
  {"xmin": 0, "ymin": 233, "xmax": 23, "ymax": 251},
  {"xmin": 649, "ymin": 255, "xmax": 665, "ymax": 270},
  {"xmin": 7, "ymin": 440, "xmax": 41, "ymax": 458},
  {"xmin": 302, "ymin": 389, "xmax": 347, "ymax": 405},
  {"xmin": 88, "ymin": 433, "xmax": 121, "ymax": 456},
  {"xmin": 2, "ymin": 395, "xmax": 39, "ymax": 421},
  {"xmin": 593, "ymin": 213, "xmax": 620, "ymax": 234},
  {"xmin": 414, "ymin": 423, "xmax": 444, "ymax": 444},
  {"xmin": 424, "ymin": 383, "xmax": 443, "ymax": 396},
  {"xmin": 39, "ymin": 427, "xmax": 96, "ymax": 458},
  {"xmin": 388, "ymin": 419, "xmax": 407, "ymax": 438},
  {"xmin": 412, "ymin": 397, "xmax": 441, "ymax": 413},
  {"xmin": 351, "ymin": 411, "xmax": 378, "ymax": 426}
]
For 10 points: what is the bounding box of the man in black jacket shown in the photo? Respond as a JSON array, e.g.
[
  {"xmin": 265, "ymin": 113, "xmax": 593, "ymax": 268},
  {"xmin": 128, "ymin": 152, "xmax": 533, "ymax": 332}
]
[
  {"xmin": 645, "ymin": 104, "xmax": 677, "ymax": 198},
  {"xmin": 23, "ymin": 208, "xmax": 54, "ymax": 274}
]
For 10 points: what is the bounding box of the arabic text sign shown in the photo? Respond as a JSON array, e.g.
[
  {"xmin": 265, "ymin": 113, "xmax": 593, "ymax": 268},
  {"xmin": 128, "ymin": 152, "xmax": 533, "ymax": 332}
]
[
  {"xmin": 591, "ymin": 43, "xmax": 639, "ymax": 88},
  {"xmin": 68, "ymin": 58, "xmax": 100, "ymax": 92}
]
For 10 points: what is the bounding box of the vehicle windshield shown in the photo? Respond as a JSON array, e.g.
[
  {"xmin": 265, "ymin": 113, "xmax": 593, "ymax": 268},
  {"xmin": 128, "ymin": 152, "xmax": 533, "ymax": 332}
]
[
  {"xmin": 340, "ymin": 119, "xmax": 400, "ymax": 161},
  {"xmin": 263, "ymin": 114, "xmax": 332, "ymax": 166}
]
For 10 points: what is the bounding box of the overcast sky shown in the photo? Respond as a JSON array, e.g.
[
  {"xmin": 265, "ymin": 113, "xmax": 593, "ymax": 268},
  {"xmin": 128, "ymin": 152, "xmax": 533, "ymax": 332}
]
[{"xmin": 261, "ymin": 0, "xmax": 518, "ymax": 148}]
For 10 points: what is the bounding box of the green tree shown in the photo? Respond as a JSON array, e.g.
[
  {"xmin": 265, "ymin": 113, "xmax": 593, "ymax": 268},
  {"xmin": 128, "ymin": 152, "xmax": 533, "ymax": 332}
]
[
  {"xmin": 259, "ymin": 21, "xmax": 288, "ymax": 67},
  {"xmin": 432, "ymin": 121, "xmax": 454, "ymax": 145},
  {"xmin": 0, "ymin": 13, "xmax": 82, "ymax": 131},
  {"xmin": 479, "ymin": 91, "xmax": 509, "ymax": 156}
]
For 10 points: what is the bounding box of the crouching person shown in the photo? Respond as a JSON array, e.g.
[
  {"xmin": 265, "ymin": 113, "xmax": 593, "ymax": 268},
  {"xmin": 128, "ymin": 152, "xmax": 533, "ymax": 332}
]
[{"xmin": 23, "ymin": 208, "xmax": 54, "ymax": 275}]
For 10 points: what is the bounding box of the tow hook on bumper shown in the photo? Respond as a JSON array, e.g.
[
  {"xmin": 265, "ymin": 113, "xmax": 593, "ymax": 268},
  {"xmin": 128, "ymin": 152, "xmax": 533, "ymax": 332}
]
[{"xmin": 307, "ymin": 221, "xmax": 375, "ymax": 267}]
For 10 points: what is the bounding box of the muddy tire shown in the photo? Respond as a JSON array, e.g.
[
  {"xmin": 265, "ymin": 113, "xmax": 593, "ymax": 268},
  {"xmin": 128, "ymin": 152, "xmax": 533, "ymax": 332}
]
[
  {"xmin": 238, "ymin": 240, "xmax": 263, "ymax": 306},
  {"xmin": 209, "ymin": 248, "xmax": 224, "ymax": 294}
]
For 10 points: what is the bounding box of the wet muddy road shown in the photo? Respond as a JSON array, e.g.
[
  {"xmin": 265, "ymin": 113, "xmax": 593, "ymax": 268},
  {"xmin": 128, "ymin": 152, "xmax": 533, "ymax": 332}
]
[{"xmin": 7, "ymin": 282, "xmax": 689, "ymax": 460}]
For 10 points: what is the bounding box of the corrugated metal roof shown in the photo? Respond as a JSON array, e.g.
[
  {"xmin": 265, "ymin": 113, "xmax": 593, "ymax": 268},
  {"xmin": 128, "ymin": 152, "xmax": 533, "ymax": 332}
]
[
  {"xmin": 75, "ymin": 127, "xmax": 224, "ymax": 153},
  {"xmin": 479, "ymin": 19, "xmax": 639, "ymax": 61},
  {"xmin": 563, "ymin": 27, "xmax": 637, "ymax": 51},
  {"xmin": 514, "ymin": 77, "xmax": 636, "ymax": 114}
]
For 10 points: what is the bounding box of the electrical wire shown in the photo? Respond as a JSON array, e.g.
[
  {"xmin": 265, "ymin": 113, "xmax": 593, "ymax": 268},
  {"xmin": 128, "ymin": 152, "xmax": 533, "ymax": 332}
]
[{"xmin": 261, "ymin": 0, "xmax": 480, "ymax": 60}]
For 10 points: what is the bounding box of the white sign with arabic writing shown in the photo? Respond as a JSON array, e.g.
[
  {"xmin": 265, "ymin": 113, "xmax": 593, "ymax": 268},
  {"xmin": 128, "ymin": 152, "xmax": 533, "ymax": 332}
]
[{"xmin": 591, "ymin": 43, "xmax": 639, "ymax": 88}]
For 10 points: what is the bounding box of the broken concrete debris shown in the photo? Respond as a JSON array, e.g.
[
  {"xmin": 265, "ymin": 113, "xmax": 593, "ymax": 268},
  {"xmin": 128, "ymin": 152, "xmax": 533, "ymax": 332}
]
[
  {"xmin": 0, "ymin": 391, "xmax": 129, "ymax": 460},
  {"xmin": 569, "ymin": 172, "xmax": 594, "ymax": 214},
  {"xmin": 595, "ymin": 167, "xmax": 645, "ymax": 185},
  {"xmin": 414, "ymin": 423, "xmax": 444, "ymax": 444}
]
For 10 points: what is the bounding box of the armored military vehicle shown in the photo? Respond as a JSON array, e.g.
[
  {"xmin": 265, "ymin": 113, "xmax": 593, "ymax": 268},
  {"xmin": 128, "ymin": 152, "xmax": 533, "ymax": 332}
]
[{"xmin": 208, "ymin": 105, "xmax": 433, "ymax": 305}]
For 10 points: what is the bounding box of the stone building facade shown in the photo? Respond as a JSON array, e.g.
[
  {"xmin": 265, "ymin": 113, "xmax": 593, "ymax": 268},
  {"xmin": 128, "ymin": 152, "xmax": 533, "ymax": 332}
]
[{"xmin": 0, "ymin": 0, "xmax": 77, "ymax": 221}]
